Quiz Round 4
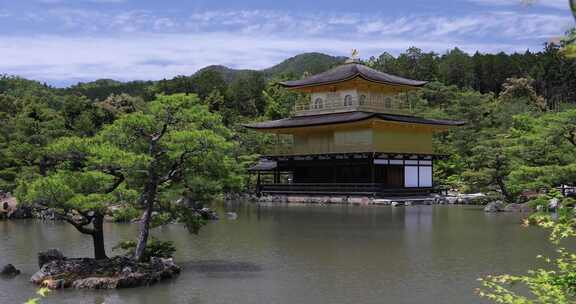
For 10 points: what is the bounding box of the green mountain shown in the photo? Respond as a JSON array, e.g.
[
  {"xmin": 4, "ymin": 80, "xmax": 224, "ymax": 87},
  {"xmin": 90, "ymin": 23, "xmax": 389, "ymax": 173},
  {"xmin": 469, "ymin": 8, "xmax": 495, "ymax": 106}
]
[
  {"xmin": 196, "ymin": 52, "xmax": 345, "ymax": 83},
  {"xmin": 261, "ymin": 52, "xmax": 346, "ymax": 78},
  {"xmin": 194, "ymin": 65, "xmax": 256, "ymax": 83},
  {"xmin": 62, "ymin": 52, "xmax": 344, "ymax": 100}
]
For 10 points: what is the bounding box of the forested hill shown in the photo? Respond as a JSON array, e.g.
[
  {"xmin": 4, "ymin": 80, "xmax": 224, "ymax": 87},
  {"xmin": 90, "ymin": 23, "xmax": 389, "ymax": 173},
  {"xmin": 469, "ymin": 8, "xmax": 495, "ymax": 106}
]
[
  {"xmin": 261, "ymin": 52, "xmax": 347, "ymax": 78},
  {"xmin": 59, "ymin": 46, "xmax": 575, "ymax": 107},
  {"xmin": 62, "ymin": 52, "xmax": 344, "ymax": 101},
  {"xmin": 195, "ymin": 65, "xmax": 255, "ymax": 83},
  {"xmin": 196, "ymin": 53, "xmax": 346, "ymax": 83}
]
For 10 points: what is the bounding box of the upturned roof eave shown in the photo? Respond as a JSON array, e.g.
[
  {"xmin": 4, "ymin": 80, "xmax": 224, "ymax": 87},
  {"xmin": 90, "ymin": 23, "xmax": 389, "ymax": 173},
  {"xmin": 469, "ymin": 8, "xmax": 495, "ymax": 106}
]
[
  {"xmin": 243, "ymin": 112, "xmax": 376, "ymax": 130},
  {"xmin": 278, "ymin": 74, "xmax": 428, "ymax": 90},
  {"xmin": 243, "ymin": 112, "xmax": 466, "ymax": 130},
  {"xmin": 260, "ymin": 151, "xmax": 451, "ymax": 160}
]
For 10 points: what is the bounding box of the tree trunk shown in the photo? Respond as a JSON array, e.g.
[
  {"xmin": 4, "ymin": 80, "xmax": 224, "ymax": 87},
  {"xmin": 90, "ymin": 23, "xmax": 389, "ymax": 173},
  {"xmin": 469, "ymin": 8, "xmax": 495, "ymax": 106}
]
[
  {"xmin": 39, "ymin": 156, "xmax": 48, "ymax": 177},
  {"xmin": 133, "ymin": 124, "xmax": 168, "ymax": 262},
  {"xmin": 496, "ymin": 176, "xmax": 513, "ymax": 204},
  {"xmin": 133, "ymin": 178, "xmax": 158, "ymax": 262},
  {"xmin": 92, "ymin": 214, "xmax": 107, "ymax": 260},
  {"xmin": 134, "ymin": 198, "xmax": 153, "ymax": 261}
]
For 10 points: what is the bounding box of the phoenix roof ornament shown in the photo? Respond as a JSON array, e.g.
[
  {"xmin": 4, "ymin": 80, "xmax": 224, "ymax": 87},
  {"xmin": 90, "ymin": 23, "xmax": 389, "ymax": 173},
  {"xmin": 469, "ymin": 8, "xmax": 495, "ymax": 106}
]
[{"xmin": 345, "ymin": 49, "xmax": 360, "ymax": 63}]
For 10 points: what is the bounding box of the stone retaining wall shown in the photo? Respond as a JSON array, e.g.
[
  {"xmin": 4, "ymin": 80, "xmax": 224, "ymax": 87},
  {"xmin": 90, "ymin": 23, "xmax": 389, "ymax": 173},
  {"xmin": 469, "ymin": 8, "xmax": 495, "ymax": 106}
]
[
  {"xmin": 255, "ymin": 193, "xmax": 492, "ymax": 206},
  {"xmin": 257, "ymin": 195, "xmax": 442, "ymax": 206}
]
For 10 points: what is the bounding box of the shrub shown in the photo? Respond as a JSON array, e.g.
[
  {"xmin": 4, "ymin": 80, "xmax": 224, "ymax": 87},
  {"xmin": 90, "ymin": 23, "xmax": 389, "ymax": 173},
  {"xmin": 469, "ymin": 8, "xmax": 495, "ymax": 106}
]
[
  {"xmin": 527, "ymin": 195, "xmax": 550, "ymax": 211},
  {"xmin": 477, "ymin": 197, "xmax": 576, "ymax": 303},
  {"xmin": 114, "ymin": 238, "xmax": 176, "ymax": 262},
  {"xmin": 111, "ymin": 206, "xmax": 141, "ymax": 223},
  {"xmin": 563, "ymin": 197, "xmax": 576, "ymax": 208}
]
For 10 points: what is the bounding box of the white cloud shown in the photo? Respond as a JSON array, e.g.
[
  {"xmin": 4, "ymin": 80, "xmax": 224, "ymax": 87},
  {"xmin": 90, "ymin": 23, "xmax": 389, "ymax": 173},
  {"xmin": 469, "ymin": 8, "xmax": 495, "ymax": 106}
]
[
  {"xmin": 356, "ymin": 12, "xmax": 571, "ymax": 39},
  {"xmin": 0, "ymin": 32, "xmax": 535, "ymax": 86},
  {"xmin": 37, "ymin": 8, "xmax": 572, "ymax": 39},
  {"xmin": 153, "ymin": 18, "xmax": 176, "ymax": 31},
  {"xmin": 467, "ymin": 0, "xmax": 571, "ymax": 10},
  {"xmin": 0, "ymin": 8, "xmax": 572, "ymax": 85}
]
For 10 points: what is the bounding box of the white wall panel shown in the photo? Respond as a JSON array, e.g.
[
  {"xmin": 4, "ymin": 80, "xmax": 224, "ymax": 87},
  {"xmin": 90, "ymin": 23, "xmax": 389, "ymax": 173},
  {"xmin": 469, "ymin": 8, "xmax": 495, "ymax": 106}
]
[
  {"xmin": 404, "ymin": 166, "xmax": 419, "ymax": 188},
  {"xmin": 419, "ymin": 166, "xmax": 433, "ymax": 187}
]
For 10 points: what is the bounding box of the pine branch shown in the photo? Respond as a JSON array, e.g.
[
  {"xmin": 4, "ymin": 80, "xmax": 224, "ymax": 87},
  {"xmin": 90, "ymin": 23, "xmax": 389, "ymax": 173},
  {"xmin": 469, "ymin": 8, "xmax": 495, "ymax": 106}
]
[{"xmin": 64, "ymin": 216, "xmax": 95, "ymax": 235}]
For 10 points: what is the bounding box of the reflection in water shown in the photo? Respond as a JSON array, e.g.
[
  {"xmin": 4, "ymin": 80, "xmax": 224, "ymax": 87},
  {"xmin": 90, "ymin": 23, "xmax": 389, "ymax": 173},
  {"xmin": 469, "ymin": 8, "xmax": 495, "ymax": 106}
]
[
  {"xmin": 0, "ymin": 204, "xmax": 552, "ymax": 304},
  {"xmin": 182, "ymin": 260, "xmax": 262, "ymax": 273}
]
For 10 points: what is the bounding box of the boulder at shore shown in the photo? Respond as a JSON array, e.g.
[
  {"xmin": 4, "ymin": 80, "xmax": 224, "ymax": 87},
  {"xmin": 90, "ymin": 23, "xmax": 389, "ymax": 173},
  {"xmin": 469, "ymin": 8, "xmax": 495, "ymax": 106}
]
[
  {"xmin": 484, "ymin": 201, "xmax": 505, "ymax": 212},
  {"xmin": 38, "ymin": 249, "xmax": 65, "ymax": 268},
  {"xmin": 0, "ymin": 192, "xmax": 33, "ymax": 219},
  {"xmin": 1, "ymin": 264, "xmax": 21, "ymax": 277},
  {"xmin": 0, "ymin": 192, "xmax": 18, "ymax": 218},
  {"xmin": 31, "ymin": 251, "xmax": 180, "ymax": 289},
  {"xmin": 503, "ymin": 203, "xmax": 533, "ymax": 213}
]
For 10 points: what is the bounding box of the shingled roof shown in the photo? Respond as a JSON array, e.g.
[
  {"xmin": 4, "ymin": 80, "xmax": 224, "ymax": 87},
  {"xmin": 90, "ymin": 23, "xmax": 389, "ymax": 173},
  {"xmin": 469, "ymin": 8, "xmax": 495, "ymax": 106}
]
[
  {"xmin": 279, "ymin": 63, "xmax": 428, "ymax": 89},
  {"xmin": 244, "ymin": 111, "xmax": 465, "ymax": 130}
]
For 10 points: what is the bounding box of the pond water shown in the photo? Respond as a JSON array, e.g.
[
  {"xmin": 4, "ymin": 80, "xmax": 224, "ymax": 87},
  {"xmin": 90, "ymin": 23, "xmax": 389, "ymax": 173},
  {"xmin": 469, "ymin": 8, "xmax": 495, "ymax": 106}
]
[{"xmin": 0, "ymin": 204, "xmax": 555, "ymax": 304}]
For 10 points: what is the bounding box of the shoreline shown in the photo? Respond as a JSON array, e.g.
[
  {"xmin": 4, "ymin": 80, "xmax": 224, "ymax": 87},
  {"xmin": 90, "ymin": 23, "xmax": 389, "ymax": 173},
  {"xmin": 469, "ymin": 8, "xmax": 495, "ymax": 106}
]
[{"xmin": 253, "ymin": 193, "xmax": 488, "ymax": 206}]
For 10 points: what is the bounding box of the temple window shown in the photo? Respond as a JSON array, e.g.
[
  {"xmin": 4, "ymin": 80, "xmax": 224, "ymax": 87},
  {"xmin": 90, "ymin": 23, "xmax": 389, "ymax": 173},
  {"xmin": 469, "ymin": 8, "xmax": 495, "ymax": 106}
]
[
  {"xmin": 313, "ymin": 98, "xmax": 324, "ymax": 109},
  {"xmin": 344, "ymin": 95, "xmax": 353, "ymax": 106},
  {"xmin": 359, "ymin": 94, "xmax": 367, "ymax": 105}
]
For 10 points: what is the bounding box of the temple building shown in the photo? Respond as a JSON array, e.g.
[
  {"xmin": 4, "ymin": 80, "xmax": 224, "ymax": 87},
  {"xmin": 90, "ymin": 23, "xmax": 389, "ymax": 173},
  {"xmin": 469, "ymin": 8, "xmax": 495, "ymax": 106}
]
[{"xmin": 246, "ymin": 54, "xmax": 464, "ymax": 197}]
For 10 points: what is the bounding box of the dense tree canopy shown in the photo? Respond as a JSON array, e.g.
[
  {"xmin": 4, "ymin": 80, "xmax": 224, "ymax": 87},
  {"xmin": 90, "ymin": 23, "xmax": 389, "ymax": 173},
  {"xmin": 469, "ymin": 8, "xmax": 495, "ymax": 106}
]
[
  {"xmin": 97, "ymin": 94, "xmax": 242, "ymax": 261},
  {"xmin": 13, "ymin": 93, "xmax": 242, "ymax": 260}
]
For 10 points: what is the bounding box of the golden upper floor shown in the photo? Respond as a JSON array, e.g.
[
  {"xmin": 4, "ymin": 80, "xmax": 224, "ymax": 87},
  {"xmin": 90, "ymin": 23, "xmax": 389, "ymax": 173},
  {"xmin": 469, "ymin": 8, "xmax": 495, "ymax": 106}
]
[{"xmin": 280, "ymin": 63, "xmax": 427, "ymax": 117}]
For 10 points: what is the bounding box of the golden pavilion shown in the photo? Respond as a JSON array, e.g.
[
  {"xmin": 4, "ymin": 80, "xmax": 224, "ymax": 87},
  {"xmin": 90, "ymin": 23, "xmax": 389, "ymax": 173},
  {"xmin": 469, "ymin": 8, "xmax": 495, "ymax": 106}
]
[{"xmin": 246, "ymin": 54, "xmax": 464, "ymax": 197}]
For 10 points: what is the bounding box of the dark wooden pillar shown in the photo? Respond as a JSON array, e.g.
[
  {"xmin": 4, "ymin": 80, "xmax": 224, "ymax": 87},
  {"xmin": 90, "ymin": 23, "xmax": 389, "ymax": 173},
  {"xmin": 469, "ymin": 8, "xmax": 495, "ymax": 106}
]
[
  {"xmin": 332, "ymin": 160, "xmax": 337, "ymax": 183},
  {"xmin": 248, "ymin": 172, "xmax": 252, "ymax": 193},
  {"xmin": 274, "ymin": 167, "xmax": 280, "ymax": 184},
  {"xmin": 431, "ymin": 160, "xmax": 434, "ymax": 189},
  {"xmin": 369, "ymin": 154, "xmax": 375, "ymax": 184},
  {"xmin": 369, "ymin": 154, "xmax": 376, "ymax": 196},
  {"xmin": 256, "ymin": 171, "xmax": 261, "ymax": 194}
]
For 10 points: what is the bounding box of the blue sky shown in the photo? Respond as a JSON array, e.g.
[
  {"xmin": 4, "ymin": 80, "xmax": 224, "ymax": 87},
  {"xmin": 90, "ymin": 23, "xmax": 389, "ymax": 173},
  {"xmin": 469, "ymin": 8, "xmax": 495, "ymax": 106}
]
[{"xmin": 0, "ymin": 0, "xmax": 574, "ymax": 86}]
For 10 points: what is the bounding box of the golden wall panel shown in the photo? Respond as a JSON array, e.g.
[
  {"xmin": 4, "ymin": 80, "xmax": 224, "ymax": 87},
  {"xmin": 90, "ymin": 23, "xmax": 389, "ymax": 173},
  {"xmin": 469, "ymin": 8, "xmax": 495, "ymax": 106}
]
[
  {"xmin": 372, "ymin": 128, "xmax": 433, "ymax": 154},
  {"xmin": 273, "ymin": 121, "xmax": 435, "ymax": 155}
]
